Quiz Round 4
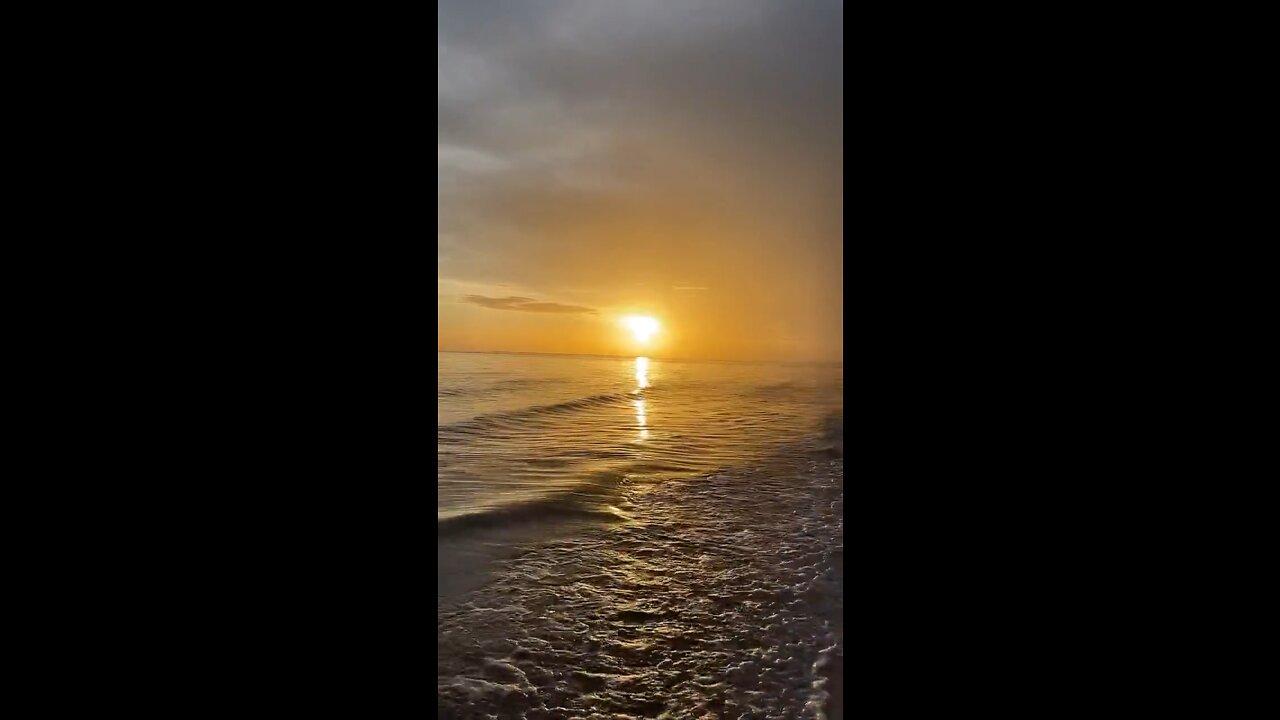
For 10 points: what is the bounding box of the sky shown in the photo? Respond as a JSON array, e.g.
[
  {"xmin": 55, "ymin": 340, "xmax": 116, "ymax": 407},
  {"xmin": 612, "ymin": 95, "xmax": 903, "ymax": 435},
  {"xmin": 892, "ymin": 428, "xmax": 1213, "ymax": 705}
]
[{"xmin": 438, "ymin": 0, "xmax": 843, "ymax": 362}]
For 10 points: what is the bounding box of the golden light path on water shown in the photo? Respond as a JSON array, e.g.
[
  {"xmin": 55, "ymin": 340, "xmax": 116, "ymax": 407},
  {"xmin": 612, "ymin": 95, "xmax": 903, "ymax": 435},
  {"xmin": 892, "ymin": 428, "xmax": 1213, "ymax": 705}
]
[{"xmin": 635, "ymin": 356, "xmax": 649, "ymax": 441}]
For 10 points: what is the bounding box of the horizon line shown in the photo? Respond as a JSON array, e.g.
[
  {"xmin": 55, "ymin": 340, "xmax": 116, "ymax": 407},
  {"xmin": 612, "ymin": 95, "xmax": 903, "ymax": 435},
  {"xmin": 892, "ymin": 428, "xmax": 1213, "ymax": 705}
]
[{"xmin": 436, "ymin": 348, "xmax": 843, "ymax": 367}]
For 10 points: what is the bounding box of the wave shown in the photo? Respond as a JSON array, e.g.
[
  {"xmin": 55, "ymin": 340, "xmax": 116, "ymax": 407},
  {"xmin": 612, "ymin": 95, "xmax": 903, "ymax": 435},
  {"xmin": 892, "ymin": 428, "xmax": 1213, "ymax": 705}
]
[
  {"xmin": 439, "ymin": 377, "xmax": 564, "ymax": 399},
  {"xmin": 815, "ymin": 413, "xmax": 844, "ymax": 458},
  {"xmin": 490, "ymin": 378, "xmax": 560, "ymax": 391},
  {"xmin": 438, "ymin": 484, "xmax": 629, "ymax": 537},
  {"xmin": 439, "ymin": 391, "xmax": 647, "ymax": 436}
]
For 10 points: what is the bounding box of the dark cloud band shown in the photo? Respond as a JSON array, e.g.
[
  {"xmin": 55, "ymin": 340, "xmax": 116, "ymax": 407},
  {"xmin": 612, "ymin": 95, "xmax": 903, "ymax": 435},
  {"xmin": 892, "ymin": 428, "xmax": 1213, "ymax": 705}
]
[{"xmin": 463, "ymin": 295, "xmax": 597, "ymax": 314}]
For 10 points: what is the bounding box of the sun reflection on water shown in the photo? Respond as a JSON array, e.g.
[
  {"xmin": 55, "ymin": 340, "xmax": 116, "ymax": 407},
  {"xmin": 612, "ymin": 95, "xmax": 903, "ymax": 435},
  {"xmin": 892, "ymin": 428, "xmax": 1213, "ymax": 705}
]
[
  {"xmin": 634, "ymin": 356, "xmax": 650, "ymax": 440},
  {"xmin": 635, "ymin": 398, "xmax": 649, "ymax": 440}
]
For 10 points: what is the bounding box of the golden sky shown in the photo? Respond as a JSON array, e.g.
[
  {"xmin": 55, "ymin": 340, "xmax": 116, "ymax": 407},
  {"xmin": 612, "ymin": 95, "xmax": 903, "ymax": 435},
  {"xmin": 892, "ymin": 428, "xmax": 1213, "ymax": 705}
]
[{"xmin": 438, "ymin": 0, "xmax": 843, "ymax": 362}]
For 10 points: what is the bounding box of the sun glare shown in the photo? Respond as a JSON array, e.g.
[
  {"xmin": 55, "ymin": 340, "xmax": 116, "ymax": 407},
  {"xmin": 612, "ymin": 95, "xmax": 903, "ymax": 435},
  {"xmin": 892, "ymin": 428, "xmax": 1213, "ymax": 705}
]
[{"xmin": 623, "ymin": 315, "xmax": 660, "ymax": 344}]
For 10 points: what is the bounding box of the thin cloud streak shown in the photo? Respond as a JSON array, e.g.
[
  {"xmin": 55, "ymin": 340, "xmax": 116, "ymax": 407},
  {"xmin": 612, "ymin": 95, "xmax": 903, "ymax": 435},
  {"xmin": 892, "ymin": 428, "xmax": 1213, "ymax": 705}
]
[{"xmin": 463, "ymin": 295, "xmax": 597, "ymax": 314}]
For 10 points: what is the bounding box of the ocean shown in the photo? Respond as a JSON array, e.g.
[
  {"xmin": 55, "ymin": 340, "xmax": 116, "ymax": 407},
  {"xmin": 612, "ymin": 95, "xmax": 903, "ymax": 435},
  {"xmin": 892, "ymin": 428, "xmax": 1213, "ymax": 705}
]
[{"xmin": 438, "ymin": 351, "xmax": 844, "ymax": 718}]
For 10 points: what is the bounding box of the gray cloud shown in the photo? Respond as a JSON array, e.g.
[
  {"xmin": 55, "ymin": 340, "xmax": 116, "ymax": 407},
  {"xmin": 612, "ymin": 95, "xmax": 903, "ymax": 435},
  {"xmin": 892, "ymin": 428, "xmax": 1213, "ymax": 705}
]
[
  {"xmin": 463, "ymin": 295, "xmax": 597, "ymax": 314},
  {"xmin": 439, "ymin": 0, "xmax": 842, "ymax": 359}
]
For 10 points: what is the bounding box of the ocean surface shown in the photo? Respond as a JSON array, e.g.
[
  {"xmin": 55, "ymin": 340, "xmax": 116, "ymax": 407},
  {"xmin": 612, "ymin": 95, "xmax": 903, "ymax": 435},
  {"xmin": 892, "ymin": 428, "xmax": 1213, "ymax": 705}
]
[{"xmin": 438, "ymin": 351, "xmax": 844, "ymax": 718}]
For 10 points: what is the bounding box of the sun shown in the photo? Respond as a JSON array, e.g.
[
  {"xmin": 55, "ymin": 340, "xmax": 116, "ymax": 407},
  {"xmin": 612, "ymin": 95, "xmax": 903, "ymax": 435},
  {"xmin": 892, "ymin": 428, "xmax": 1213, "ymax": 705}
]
[{"xmin": 622, "ymin": 315, "xmax": 660, "ymax": 344}]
